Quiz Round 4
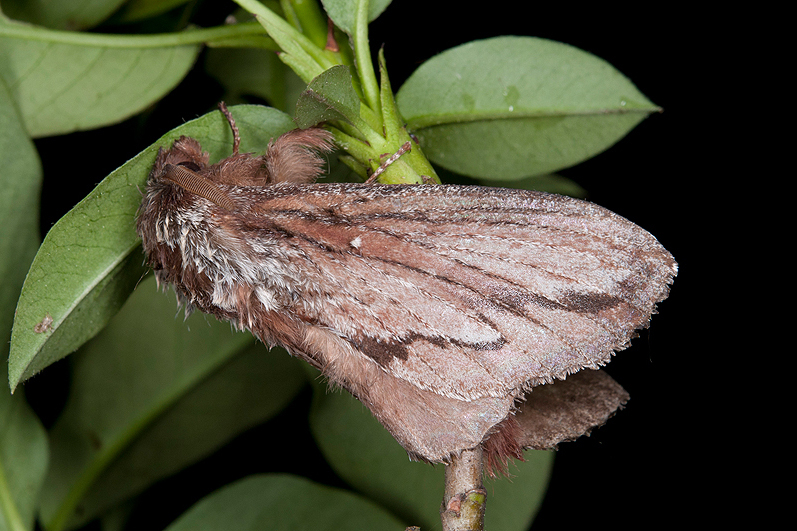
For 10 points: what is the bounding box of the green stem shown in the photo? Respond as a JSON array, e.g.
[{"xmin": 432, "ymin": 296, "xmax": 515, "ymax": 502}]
[
  {"xmin": 377, "ymin": 49, "xmax": 440, "ymax": 183},
  {"xmin": 352, "ymin": 0, "xmax": 381, "ymax": 117},
  {"xmin": 281, "ymin": 0, "xmax": 328, "ymax": 49},
  {"xmin": 328, "ymin": 128, "xmax": 378, "ymax": 167},
  {"xmin": 234, "ymin": 0, "xmax": 336, "ymax": 82},
  {"xmin": 0, "ymin": 16, "xmax": 271, "ymax": 49},
  {"xmin": 378, "ymin": 50, "xmax": 403, "ymax": 144},
  {"xmin": 328, "ymin": 128, "xmax": 419, "ymax": 184},
  {"xmin": 346, "ymin": 115, "xmax": 386, "ymax": 149},
  {"xmin": 229, "ymin": 0, "xmax": 438, "ymax": 184},
  {"xmin": 277, "ymin": 49, "xmax": 327, "ymax": 83}
]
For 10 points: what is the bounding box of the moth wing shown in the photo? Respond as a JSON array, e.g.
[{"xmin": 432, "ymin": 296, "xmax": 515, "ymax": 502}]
[{"xmin": 251, "ymin": 184, "xmax": 676, "ymax": 402}]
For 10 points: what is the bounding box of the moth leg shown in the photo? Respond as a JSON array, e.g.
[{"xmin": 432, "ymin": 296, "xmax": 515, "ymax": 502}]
[
  {"xmin": 365, "ymin": 141, "xmax": 412, "ymax": 184},
  {"xmin": 217, "ymin": 101, "xmax": 241, "ymax": 155}
]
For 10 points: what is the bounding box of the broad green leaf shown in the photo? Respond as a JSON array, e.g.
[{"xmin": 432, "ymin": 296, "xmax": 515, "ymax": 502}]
[
  {"xmin": 397, "ymin": 36, "xmax": 660, "ymax": 180},
  {"xmin": 308, "ymin": 375, "xmax": 554, "ymax": 530},
  {"xmin": 1, "ymin": 0, "xmax": 127, "ymax": 30},
  {"xmin": 0, "ymin": 74, "xmax": 40, "ymax": 364},
  {"xmin": 320, "ymin": 0, "xmax": 392, "ymax": 34},
  {"xmin": 164, "ymin": 474, "xmax": 406, "ymax": 531},
  {"xmin": 295, "ymin": 65, "xmax": 361, "ymax": 128},
  {"xmin": 8, "ymin": 105, "xmax": 296, "ymax": 391},
  {"xmin": 0, "ymin": 387, "xmax": 48, "ymax": 531},
  {"xmin": 0, "ymin": 15, "xmax": 199, "ymax": 137},
  {"xmin": 39, "ymin": 276, "xmax": 307, "ymax": 531},
  {"xmin": 75, "ymin": 339, "xmax": 305, "ymax": 529},
  {"xmin": 0, "ymin": 79, "xmax": 48, "ymax": 531},
  {"xmin": 0, "ymin": 77, "xmax": 49, "ymax": 531}
]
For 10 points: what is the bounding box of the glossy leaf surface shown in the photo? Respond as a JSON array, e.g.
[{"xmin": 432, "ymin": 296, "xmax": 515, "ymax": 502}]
[{"xmin": 397, "ymin": 36, "xmax": 659, "ymax": 180}]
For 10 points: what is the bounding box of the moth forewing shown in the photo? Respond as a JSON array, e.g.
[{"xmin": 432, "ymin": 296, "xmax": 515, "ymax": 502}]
[{"xmin": 136, "ymin": 106, "xmax": 676, "ymax": 467}]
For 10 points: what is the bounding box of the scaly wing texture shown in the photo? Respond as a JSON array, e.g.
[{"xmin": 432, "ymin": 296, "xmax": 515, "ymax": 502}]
[
  {"xmin": 223, "ymin": 183, "xmax": 675, "ymax": 461},
  {"xmin": 242, "ymin": 184, "xmax": 676, "ymax": 399},
  {"xmin": 140, "ymin": 127, "xmax": 675, "ymax": 463}
]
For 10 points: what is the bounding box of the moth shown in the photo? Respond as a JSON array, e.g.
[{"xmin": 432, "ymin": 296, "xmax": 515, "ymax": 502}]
[{"xmin": 136, "ymin": 103, "xmax": 677, "ymax": 467}]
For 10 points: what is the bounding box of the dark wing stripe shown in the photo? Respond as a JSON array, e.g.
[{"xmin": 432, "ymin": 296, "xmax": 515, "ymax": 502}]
[
  {"xmin": 265, "ymin": 216, "xmax": 618, "ymax": 394},
  {"xmin": 347, "ymin": 216, "xmax": 648, "ymax": 354},
  {"xmin": 242, "ymin": 185, "xmax": 675, "ymax": 397},
  {"xmin": 363, "ymin": 222, "xmax": 648, "ymax": 326},
  {"xmin": 261, "ymin": 224, "xmax": 509, "ymax": 394},
  {"xmin": 267, "ymin": 194, "xmax": 670, "ymax": 301}
]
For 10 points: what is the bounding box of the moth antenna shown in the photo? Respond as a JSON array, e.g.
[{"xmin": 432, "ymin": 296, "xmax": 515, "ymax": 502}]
[
  {"xmin": 218, "ymin": 101, "xmax": 240, "ymax": 155},
  {"xmin": 161, "ymin": 164, "xmax": 237, "ymax": 211},
  {"xmin": 365, "ymin": 141, "xmax": 412, "ymax": 184}
]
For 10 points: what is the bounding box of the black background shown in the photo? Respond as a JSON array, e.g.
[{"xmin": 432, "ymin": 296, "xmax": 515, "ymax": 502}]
[
  {"xmin": 30, "ymin": 2, "xmax": 723, "ymax": 530},
  {"xmin": 368, "ymin": 8, "xmax": 708, "ymax": 531}
]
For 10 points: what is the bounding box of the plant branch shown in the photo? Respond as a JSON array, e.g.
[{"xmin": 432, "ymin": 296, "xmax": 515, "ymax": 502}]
[
  {"xmin": 0, "ymin": 16, "xmax": 272, "ymax": 48},
  {"xmin": 234, "ymin": 0, "xmax": 337, "ymax": 81},
  {"xmin": 279, "ymin": 0, "xmax": 328, "ymax": 49},
  {"xmin": 377, "ymin": 49, "xmax": 440, "ymax": 183},
  {"xmin": 441, "ymin": 447, "xmax": 487, "ymax": 531},
  {"xmin": 232, "ymin": 0, "xmax": 438, "ymax": 185},
  {"xmin": 352, "ymin": 0, "xmax": 381, "ymax": 116}
]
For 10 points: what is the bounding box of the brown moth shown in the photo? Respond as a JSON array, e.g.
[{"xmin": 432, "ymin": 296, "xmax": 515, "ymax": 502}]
[{"xmin": 136, "ymin": 104, "xmax": 677, "ymax": 466}]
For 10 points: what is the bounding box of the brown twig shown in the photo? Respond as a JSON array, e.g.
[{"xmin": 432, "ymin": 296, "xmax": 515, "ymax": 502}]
[{"xmin": 440, "ymin": 447, "xmax": 487, "ymax": 531}]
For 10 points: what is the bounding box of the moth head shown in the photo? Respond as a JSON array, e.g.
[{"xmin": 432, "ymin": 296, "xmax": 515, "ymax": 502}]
[
  {"xmin": 151, "ymin": 136, "xmax": 209, "ymax": 176},
  {"xmin": 136, "ymin": 138, "xmax": 219, "ymax": 274},
  {"xmin": 142, "ymin": 135, "xmax": 238, "ymax": 221},
  {"xmin": 157, "ymin": 164, "xmax": 237, "ymax": 211}
]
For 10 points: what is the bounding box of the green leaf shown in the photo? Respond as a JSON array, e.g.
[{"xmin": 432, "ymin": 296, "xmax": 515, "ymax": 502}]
[
  {"xmin": 0, "ymin": 76, "xmax": 41, "ymax": 367},
  {"xmin": 320, "ymin": 0, "xmax": 392, "ymax": 34},
  {"xmin": 0, "ymin": 78, "xmax": 48, "ymax": 531},
  {"xmin": 1, "ymin": 0, "xmax": 126, "ymax": 30},
  {"xmin": 38, "ymin": 276, "xmax": 307, "ymax": 531},
  {"xmin": 308, "ymin": 375, "xmax": 554, "ymax": 530},
  {"xmin": 8, "ymin": 105, "xmax": 296, "ymax": 391},
  {"xmin": 0, "ymin": 387, "xmax": 49, "ymax": 531},
  {"xmin": 235, "ymin": 0, "xmax": 332, "ymax": 82},
  {"xmin": 295, "ymin": 64, "xmax": 361, "ymax": 128},
  {"xmin": 0, "ymin": 15, "xmax": 200, "ymax": 137},
  {"xmin": 397, "ymin": 36, "xmax": 660, "ymax": 180},
  {"xmin": 164, "ymin": 474, "xmax": 407, "ymax": 531}
]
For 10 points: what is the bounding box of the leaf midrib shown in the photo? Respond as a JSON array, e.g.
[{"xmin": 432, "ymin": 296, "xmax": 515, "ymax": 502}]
[{"xmin": 405, "ymin": 105, "xmax": 661, "ymax": 130}]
